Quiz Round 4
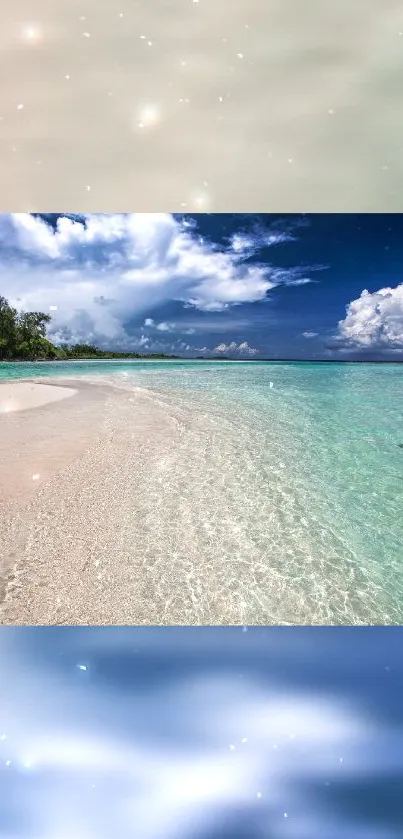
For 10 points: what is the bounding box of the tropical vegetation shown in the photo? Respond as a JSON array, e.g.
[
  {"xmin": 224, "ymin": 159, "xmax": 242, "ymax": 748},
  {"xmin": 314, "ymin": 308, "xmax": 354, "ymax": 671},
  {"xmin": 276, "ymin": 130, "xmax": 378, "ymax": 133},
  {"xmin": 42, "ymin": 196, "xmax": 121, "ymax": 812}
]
[{"xmin": 0, "ymin": 296, "xmax": 178, "ymax": 360}]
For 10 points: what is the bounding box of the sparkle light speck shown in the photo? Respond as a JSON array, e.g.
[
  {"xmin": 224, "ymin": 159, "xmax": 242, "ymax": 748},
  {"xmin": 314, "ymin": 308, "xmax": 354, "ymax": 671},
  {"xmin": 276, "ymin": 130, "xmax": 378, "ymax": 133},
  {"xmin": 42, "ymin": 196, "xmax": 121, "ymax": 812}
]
[
  {"xmin": 22, "ymin": 25, "xmax": 42, "ymax": 43},
  {"xmin": 192, "ymin": 191, "xmax": 211, "ymax": 210},
  {"xmin": 136, "ymin": 104, "xmax": 161, "ymax": 130}
]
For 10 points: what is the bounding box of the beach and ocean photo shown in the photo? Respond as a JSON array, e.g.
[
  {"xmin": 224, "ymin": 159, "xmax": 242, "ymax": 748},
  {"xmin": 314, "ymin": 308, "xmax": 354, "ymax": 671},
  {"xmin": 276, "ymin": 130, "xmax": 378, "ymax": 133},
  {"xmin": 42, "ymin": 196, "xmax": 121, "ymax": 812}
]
[{"xmin": 0, "ymin": 212, "xmax": 401, "ymax": 625}]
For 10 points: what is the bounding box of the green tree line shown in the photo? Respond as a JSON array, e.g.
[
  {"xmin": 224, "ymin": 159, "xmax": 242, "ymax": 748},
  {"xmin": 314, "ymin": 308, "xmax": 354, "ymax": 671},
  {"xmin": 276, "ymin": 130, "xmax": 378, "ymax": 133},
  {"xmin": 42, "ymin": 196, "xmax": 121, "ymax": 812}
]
[{"xmin": 0, "ymin": 296, "xmax": 179, "ymax": 361}]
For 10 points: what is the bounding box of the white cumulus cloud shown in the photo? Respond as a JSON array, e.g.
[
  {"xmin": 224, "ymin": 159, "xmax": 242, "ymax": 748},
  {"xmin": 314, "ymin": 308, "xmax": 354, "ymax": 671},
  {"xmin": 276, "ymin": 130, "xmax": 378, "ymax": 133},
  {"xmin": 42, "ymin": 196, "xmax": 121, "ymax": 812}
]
[
  {"xmin": 0, "ymin": 213, "xmax": 320, "ymax": 350},
  {"xmin": 337, "ymin": 284, "xmax": 403, "ymax": 348}
]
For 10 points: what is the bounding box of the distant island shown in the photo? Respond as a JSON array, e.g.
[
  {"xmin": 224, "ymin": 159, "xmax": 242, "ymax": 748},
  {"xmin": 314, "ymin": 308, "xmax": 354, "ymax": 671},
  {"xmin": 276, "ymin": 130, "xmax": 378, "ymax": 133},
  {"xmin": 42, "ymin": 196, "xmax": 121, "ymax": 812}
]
[{"xmin": 0, "ymin": 296, "xmax": 179, "ymax": 361}]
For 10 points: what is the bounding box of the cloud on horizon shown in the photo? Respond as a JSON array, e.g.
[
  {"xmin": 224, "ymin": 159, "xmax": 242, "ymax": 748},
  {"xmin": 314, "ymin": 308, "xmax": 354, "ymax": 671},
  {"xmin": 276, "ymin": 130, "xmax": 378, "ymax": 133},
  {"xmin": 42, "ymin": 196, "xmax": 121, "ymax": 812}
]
[
  {"xmin": 0, "ymin": 213, "xmax": 323, "ymax": 354},
  {"xmin": 335, "ymin": 284, "xmax": 403, "ymax": 352},
  {"xmin": 213, "ymin": 341, "xmax": 259, "ymax": 356}
]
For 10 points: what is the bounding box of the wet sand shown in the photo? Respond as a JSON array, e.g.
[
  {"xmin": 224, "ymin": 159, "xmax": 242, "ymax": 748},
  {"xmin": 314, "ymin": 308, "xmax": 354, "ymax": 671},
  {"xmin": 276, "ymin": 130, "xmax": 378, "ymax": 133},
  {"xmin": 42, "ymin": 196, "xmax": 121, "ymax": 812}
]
[{"xmin": 0, "ymin": 377, "xmax": 189, "ymax": 624}]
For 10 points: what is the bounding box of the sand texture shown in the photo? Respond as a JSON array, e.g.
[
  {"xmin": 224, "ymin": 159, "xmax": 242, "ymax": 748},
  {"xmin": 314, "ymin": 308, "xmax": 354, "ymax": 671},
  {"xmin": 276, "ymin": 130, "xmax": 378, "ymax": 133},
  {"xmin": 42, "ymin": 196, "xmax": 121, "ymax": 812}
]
[
  {"xmin": 0, "ymin": 381, "xmax": 77, "ymax": 413},
  {"xmin": 2, "ymin": 376, "xmax": 286, "ymax": 626},
  {"xmin": 0, "ymin": 378, "xmax": 210, "ymax": 624}
]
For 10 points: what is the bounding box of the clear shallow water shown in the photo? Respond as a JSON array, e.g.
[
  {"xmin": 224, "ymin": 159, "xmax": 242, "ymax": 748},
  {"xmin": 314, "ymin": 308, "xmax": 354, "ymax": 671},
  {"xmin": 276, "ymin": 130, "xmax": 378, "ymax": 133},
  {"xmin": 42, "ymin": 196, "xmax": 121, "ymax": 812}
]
[{"xmin": 1, "ymin": 360, "xmax": 402, "ymax": 624}]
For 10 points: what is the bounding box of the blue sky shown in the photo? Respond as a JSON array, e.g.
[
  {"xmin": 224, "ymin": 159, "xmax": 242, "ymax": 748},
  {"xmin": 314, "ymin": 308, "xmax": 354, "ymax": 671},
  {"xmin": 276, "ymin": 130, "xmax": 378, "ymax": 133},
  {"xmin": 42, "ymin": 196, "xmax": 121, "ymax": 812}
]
[
  {"xmin": 0, "ymin": 626, "xmax": 403, "ymax": 839},
  {"xmin": 0, "ymin": 213, "xmax": 402, "ymax": 359}
]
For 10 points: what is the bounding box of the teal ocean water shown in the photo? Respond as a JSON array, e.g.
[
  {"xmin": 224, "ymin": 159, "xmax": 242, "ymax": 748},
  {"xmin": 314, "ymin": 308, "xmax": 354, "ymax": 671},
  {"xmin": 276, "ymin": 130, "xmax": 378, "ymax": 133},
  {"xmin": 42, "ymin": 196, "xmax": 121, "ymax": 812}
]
[{"xmin": 1, "ymin": 360, "xmax": 402, "ymax": 624}]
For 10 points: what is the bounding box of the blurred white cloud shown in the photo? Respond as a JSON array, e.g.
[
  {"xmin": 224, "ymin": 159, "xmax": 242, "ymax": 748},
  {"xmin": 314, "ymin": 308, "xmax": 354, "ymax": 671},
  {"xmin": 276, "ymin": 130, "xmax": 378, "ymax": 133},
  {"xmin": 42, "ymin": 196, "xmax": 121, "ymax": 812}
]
[{"xmin": 0, "ymin": 628, "xmax": 402, "ymax": 839}]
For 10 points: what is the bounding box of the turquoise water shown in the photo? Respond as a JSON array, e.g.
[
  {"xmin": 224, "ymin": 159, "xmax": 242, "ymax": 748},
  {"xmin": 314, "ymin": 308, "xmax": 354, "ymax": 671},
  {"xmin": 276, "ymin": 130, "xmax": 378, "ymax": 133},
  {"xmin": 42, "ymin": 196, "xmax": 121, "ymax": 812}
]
[{"xmin": 1, "ymin": 360, "xmax": 402, "ymax": 623}]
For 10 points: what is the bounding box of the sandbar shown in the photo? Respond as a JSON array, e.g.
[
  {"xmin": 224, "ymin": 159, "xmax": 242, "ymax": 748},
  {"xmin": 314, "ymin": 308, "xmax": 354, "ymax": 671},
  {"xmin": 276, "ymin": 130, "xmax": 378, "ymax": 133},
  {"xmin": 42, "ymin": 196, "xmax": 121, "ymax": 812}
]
[{"xmin": 0, "ymin": 381, "xmax": 78, "ymax": 413}]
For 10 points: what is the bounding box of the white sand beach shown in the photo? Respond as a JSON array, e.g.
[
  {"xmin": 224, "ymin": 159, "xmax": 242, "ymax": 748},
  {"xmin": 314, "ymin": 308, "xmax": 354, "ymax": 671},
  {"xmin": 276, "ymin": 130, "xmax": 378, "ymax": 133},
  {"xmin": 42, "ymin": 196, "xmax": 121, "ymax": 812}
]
[
  {"xmin": 0, "ymin": 381, "xmax": 77, "ymax": 413},
  {"xmin": 0, "ymin": 377, "xmax": 199, "ymax": 625},
  {"xmin": 0, "ymin": 380, "xmax": 106, "ymax": 507}
]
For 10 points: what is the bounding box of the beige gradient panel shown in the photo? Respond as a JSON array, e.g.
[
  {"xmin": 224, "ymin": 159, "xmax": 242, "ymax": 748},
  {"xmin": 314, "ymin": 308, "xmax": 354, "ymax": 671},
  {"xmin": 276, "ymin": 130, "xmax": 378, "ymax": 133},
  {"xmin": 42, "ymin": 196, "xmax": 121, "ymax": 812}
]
[{"xmin": 0, "ymin": 0, "xmax": 402, "ymax": 211}]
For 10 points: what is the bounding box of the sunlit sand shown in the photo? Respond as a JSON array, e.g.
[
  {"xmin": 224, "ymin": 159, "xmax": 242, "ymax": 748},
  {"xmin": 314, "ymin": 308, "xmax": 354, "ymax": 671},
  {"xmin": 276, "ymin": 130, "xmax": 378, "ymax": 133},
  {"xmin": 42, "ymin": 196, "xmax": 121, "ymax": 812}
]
[{"xmin": 0, "ymin": 381, "xmax": 77, "ymax": 413}]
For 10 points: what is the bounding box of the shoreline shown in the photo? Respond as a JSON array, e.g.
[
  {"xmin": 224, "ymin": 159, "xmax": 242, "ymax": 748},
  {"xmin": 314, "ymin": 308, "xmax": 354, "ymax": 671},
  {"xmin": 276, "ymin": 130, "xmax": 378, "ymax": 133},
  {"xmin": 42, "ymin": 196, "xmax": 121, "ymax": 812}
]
[
  {"xmin": 0, "ymin": 376, "xmax": 188, "ymax": 624},
  {"xmin": 1, "ymin": 374, "xmax": 401, "ymax": 626},
  {"xmin": 1, "ymin": 374, "xmax": 267, "ymax": 626},
  {"xmin": 2, "ymin": 358, "xmax": 403, "ymax": 364}
]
